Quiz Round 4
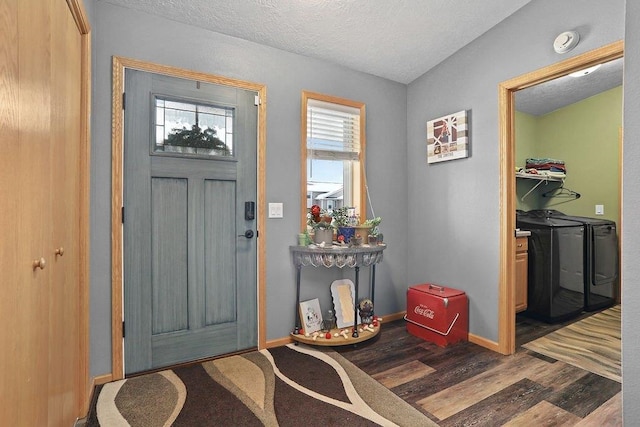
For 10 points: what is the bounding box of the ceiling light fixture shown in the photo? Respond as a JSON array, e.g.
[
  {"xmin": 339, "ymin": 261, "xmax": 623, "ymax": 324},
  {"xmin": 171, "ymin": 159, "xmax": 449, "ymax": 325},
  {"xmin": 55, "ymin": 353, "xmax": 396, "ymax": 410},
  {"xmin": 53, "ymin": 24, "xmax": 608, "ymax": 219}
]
[
  {"xmin": 569, "ymin": 64, "xmax": 602, "ymax": 77},
  {"xmin": 553, "ymin": 31, "xmax": 580, "ymax": 54}
]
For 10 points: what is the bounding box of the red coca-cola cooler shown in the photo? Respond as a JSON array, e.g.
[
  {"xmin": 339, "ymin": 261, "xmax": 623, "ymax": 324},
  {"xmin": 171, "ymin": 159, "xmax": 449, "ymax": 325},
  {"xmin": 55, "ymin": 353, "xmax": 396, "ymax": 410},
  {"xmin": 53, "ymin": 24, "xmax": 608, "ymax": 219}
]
[{"xmin": 405, "ymin": 283, "xmax": 468, "ymax": 347}]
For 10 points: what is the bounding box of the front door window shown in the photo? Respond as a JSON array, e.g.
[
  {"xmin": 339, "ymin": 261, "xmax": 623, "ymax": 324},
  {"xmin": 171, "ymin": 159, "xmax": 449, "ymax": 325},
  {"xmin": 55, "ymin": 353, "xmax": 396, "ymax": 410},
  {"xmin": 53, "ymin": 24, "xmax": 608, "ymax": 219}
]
[{"xmin": 154, "ymin": 97, "xmax": 234, "ymax": 158}]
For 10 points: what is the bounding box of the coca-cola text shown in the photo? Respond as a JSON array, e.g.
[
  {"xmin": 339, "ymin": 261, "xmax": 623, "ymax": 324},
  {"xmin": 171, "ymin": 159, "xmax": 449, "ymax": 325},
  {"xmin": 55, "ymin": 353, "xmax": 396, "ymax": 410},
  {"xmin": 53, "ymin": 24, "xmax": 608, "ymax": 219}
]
[{"xmin": 414, "ymin": 304, "xmax": 435, "ymax": 319}]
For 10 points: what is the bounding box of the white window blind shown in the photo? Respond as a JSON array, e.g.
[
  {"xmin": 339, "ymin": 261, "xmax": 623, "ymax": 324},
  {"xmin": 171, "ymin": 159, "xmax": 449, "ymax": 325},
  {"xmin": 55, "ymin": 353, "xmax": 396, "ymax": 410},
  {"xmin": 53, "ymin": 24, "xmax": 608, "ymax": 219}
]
[{"xmin": 307, "ymin": 99, "xmax": 361, "ymax": 161}]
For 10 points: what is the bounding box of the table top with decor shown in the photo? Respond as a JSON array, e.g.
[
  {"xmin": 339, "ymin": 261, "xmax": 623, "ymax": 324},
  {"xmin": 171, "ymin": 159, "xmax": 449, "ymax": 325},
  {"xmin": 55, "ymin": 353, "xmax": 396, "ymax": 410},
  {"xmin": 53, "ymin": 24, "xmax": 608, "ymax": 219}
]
[{"xmin": 290, "ymin": 243, "xmax": 386, "ymax": 268}]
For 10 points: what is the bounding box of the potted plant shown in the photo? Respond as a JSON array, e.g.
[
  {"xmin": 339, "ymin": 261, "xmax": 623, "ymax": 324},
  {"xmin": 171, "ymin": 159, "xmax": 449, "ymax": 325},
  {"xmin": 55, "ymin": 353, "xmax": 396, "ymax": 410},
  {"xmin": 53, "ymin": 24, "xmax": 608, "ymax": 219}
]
[
  {"xmin": 363, "ymin": 217, "xmax": 382, "ymax": 245},
  {"xmin": 308, "ymin": 205, "xmax": 334, "ymax": 244},
  {"xmin": 331, "ymin": 207, "xmax": 357, "ymax": 243}
]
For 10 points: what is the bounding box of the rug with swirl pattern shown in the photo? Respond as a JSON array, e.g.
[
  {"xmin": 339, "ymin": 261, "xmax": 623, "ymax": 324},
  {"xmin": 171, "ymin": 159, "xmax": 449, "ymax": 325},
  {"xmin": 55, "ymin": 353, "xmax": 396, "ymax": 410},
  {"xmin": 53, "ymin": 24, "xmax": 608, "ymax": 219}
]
[{"xmin": 86, "ymin": 343, "xmax": 433, "ymax": 426}]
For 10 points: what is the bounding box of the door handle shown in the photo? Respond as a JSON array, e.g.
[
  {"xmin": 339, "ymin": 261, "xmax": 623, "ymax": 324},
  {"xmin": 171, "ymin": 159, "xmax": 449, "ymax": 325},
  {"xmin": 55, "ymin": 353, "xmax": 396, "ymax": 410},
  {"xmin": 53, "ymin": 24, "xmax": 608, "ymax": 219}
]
[
  {"xmin": 33, "ymin": 257, "xmax": 46, "ymax": 270},
  {"xmin": 238, "ymin": 230, "xmax": 254, "ymax": 239}
]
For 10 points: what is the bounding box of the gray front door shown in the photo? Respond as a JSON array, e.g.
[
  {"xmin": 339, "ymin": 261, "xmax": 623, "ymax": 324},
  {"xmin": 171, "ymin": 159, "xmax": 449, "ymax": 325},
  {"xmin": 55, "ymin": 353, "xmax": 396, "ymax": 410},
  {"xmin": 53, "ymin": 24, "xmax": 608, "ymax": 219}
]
[{"xmin": 123, "ymin": 69, "xmax": 258, "ymax": 374}]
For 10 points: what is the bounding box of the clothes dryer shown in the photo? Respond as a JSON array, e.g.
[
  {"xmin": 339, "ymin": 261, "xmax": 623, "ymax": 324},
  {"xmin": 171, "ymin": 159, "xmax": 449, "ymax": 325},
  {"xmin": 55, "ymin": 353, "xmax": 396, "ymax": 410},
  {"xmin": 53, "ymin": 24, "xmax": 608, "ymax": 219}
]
[
  {"xmin": 516, "ymin": 211, "xmax": 585, "ymax": 323},
  {"xmin": 527, "ymin": 210, "xmax": 618, "ymax": 311}
]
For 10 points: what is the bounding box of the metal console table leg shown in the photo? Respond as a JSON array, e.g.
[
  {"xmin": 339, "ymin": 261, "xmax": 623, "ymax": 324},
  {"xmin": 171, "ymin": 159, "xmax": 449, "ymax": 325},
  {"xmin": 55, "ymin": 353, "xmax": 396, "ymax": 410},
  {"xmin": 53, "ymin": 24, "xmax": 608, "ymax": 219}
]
[{"xmin": 353, "ymin": 266, "xmax": 359, "ymax": 338}]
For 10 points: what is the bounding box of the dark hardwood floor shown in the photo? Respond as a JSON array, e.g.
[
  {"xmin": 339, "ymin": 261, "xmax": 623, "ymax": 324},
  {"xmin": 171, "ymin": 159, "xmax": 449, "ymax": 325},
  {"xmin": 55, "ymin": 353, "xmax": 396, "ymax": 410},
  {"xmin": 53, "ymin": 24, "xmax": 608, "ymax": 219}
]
[{"xmin": 336, "ymin": 312, "xmax": 621, "ymax": 426}]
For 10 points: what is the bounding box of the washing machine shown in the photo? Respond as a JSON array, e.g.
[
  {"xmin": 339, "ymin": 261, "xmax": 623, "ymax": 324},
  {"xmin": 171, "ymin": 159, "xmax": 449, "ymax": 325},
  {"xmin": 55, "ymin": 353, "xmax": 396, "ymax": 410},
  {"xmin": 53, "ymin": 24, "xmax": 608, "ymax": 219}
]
[
  {"xmin": 527, "ymin": 210, "xmax": 618, "ymax": 311},
  {"xmin": 516, "ymin": 211, "xmax": 585, "ymax": 323}
]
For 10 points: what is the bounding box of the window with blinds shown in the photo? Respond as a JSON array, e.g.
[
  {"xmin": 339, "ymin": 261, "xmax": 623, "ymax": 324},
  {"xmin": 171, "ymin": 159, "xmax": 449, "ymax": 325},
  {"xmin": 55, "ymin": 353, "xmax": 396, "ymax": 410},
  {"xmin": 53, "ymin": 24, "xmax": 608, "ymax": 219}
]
[
  {"xmin": 307, "ymin": 99, "xmax": 361, "ymax": 162},
  {"xmin": 302, "ymin": 93, "xmax": 365, "ymax": 222}
]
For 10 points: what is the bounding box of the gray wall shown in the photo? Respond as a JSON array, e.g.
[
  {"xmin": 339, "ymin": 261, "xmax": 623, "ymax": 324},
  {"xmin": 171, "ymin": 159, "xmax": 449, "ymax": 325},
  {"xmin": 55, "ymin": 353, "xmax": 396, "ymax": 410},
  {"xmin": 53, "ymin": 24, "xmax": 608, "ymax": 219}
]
[
  {"xmin": 623, "ymin": 0, "xmax": 640, "ymax": 420},
  {"xmin": 89, "ymin": 1, "xmax": 408, "ymax": 377},
  {"xmin": 407, "ymin": 0, "xmax": 624, "ymax": 342},
  {"xmin": 407, "ymin": 0, "xmax": 640, "ymax": 417}
]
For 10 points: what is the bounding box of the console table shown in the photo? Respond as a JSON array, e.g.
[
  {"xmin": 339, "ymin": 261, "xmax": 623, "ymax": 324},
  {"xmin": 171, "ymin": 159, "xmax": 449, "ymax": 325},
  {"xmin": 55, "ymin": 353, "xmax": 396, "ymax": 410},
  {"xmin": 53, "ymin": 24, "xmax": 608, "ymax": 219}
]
[{"xmin": 289, "ymin": 244, "xmax": 386, "ymax": 346}]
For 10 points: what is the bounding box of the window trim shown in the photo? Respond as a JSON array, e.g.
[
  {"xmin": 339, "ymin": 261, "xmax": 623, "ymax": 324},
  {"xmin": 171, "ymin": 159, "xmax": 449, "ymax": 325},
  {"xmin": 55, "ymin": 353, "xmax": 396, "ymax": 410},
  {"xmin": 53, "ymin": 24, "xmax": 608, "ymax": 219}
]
[{"xmin": 300, "ymin": 91, "xmax": 367, "ymax": 231}]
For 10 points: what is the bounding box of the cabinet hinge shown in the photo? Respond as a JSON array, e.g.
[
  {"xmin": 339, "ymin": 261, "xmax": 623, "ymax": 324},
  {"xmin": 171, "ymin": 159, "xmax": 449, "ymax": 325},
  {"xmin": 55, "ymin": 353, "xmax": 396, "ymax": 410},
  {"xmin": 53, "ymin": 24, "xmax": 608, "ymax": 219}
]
[
  {"xmin": 254, "ymin": 95, "xmax": 261, "ymax": 106},
  {"xmin": 122, "ymin": 321, "xmax": 125, "ymax": 338},
  {"xmin": 122, "ymin": 92, "xmax": 126, "ymax": 110},
  {"xmin": 121, "ymin": 206, "xmax": 125, "ymax": 224}
]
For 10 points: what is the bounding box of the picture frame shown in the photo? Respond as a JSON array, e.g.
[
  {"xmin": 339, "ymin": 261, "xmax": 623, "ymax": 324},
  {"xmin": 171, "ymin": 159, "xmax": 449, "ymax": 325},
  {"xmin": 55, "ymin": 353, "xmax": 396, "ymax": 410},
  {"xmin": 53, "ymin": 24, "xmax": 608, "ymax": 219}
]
[
  {"xmin": 426, "ymin": 110, "xmax": 469, "ymax": 164},
  {"xmin": 330, "ymin": 279, "xmax": 362, "ymax": 328},
  {"xmin": 299, "ymin": 298, "xmax": 323, "ymax": 334}
]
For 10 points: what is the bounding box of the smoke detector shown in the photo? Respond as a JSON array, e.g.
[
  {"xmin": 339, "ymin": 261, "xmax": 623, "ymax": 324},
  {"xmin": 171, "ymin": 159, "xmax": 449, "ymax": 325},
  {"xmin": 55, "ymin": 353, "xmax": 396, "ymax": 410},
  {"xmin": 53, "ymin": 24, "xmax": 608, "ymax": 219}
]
[{"xmin": 553, "ymin": 31, "xmax": 580, "ymax": 54}]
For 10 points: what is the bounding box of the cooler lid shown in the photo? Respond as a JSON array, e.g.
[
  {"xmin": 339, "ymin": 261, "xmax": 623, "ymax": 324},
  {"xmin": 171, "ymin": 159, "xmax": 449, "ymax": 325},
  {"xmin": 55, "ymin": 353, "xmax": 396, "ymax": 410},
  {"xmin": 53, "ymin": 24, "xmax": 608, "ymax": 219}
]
[{"xmin": 410, "ymin": 283, "xmax": 465, "ymax": 298}]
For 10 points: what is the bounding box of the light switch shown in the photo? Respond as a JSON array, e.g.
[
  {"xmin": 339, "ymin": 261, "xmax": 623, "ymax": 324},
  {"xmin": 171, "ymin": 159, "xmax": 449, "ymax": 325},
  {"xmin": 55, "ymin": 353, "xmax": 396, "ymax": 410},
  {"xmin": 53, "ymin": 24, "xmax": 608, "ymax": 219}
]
[
  {"xmin": 595, "ymin": 204, "xmax": 604, "ymax": 215},
  {"xmin": 268, "ymin": 202, "xmax": 283, "ymax": 218}
]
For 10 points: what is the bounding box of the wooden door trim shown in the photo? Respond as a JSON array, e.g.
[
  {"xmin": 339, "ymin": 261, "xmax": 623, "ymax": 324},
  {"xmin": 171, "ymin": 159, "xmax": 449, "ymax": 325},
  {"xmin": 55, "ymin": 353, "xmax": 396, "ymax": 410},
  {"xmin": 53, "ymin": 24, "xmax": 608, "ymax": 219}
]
[
  {"xmin": 111, "ymin": 57, "xmax": 267, "ymax": 380},
  {"xmin": 67, "ymin": 0, "xmax": 92, "ymax": 414},
  {"xmin": 497, "ymin": 41, "xmax": 623, "ymax": 355},
  {"xmin": 618, "ymin": 127, "xmax": 623, "ymax": 304}
]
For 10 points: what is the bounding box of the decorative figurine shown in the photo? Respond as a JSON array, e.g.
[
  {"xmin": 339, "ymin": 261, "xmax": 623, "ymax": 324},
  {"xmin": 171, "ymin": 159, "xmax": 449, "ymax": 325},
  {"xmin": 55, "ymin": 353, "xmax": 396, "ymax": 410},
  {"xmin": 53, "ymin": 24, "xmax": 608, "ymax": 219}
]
[
  {"xmin": 358, "ymin": 299, "xmax": 374, "ymax": 324},
  {"xmin": 322, "ymin": 309, "xmax": 336, "ymax": 331}
]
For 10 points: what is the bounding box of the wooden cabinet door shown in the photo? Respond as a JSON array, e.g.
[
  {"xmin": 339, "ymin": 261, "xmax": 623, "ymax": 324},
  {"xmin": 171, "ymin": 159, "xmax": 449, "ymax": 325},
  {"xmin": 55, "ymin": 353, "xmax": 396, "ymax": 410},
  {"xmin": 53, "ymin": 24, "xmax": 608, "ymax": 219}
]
[
  {"xmin": 1, "ymin": 0, "xmax": 53, "ymax": 425},
  {"xmin": 0, "ymin": 0, "xmax": 88, "ymax": 425},
  {"xmin": 48, "ymin": 0, "xmax": 84, "ymax": 424},
  {"xmin": 515, "ymin": 237, "xmax": 528, "ymax": 313}
]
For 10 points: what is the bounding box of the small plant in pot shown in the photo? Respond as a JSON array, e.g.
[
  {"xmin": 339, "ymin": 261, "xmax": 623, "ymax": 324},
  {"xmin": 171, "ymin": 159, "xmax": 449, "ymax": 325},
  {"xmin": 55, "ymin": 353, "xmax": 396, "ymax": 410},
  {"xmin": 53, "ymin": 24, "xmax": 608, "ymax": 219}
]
[
  {"xmin": 307, "ymin": 204, "xmax": 334, "ymax": 244},
  {"xmin": 331, "ymin": 207, "xmax": 358, "ymax": 243},
  {"xmin": 363, "ymin": 217, "xmax": 382, "ymax": 245}
]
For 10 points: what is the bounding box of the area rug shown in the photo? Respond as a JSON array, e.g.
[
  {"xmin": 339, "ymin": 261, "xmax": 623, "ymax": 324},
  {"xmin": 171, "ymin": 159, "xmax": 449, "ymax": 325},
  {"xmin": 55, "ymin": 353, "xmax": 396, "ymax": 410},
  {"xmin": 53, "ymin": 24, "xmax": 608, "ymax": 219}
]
[
  {"xmin": 86, "ymin": 343, "xmax": 432, "ymax": 426},
  {"xmin": 523, "ymin": 305, "xmax": 621, "ymax": 383}
]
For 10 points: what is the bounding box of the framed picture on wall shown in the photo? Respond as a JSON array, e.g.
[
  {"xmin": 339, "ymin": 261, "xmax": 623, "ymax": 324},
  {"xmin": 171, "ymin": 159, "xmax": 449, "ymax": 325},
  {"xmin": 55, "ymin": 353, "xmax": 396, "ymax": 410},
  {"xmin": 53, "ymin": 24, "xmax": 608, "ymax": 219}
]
[
  {"xmin": 427, "ymin": 110, "xmax": 469, "ymax": 164},
  {"xmin": 299, "ymin": 298, "xmax": 323, "ymax": 334}
]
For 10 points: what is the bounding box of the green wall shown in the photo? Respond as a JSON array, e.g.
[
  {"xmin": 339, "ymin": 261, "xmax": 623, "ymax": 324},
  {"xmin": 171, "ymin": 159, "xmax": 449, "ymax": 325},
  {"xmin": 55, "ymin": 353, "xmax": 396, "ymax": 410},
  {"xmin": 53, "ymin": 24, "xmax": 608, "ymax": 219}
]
[
  {"xmin": 516, "ymin": 86, "xmax": 622, "ymax": 223},
  {"xmin": 515, "ymin": 111, "xmax": 541, "ymax": 211}
]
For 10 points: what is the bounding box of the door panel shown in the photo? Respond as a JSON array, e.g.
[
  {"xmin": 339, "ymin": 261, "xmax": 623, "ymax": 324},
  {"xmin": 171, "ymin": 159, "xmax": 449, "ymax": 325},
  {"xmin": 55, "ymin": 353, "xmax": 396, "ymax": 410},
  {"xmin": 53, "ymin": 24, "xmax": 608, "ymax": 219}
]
[
  {"xmin": 124, "ymin": 69, "xmax": 258, "ymax": 374},
  {"xmin": 204, "ymin": 180, "xmax": 237, "ymax": 325},
  {"xmin": 151, "ymin": 177, "xmax": 189, "ymax": 334}
]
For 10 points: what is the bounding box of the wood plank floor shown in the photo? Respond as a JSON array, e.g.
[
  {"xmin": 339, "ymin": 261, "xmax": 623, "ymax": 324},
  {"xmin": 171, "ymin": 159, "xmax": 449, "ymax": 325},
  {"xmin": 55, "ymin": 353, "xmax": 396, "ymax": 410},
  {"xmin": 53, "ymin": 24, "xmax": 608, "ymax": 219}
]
[{"xmin": 336, "ymin": 312, "xmax": 622, "ymax": 426}]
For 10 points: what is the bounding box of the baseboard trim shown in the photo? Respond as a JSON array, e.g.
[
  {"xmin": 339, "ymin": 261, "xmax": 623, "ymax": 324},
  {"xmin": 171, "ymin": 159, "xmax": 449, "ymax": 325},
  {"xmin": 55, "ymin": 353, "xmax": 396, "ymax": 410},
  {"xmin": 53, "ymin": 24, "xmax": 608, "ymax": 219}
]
[
  {"xmin": 382, "ymin": 311, "xmax": 407, "ymax": 322},
  {"xmin": 79, "ymin": 374, "xmax": 112, "ymax": 424},
  {"xmin": 468, "ymin": 333, "xmax": 500, "ymax": 352},
  {"xmin": 93, "ymin": 373, "xmax": 113, "ymax": 386},
  {"xmin": 266, "ymin": 336, "xmax": 293, "ymax": 348}
]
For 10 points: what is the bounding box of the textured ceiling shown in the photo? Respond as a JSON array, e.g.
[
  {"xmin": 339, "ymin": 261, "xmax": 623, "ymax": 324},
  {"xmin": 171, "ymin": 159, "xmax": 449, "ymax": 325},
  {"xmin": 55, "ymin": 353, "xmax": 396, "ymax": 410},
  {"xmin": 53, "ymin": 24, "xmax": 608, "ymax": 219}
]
[
  {"xmin": 98, "ymin": 0, "xmax": 532, "ymax": 84},
  {"xmin": 99, "ymin": 0, "xmax": 621, "ymax": 114},
  {"xmin": 516, "ymin": 57, "xmax": 623, "ymax": 116}
]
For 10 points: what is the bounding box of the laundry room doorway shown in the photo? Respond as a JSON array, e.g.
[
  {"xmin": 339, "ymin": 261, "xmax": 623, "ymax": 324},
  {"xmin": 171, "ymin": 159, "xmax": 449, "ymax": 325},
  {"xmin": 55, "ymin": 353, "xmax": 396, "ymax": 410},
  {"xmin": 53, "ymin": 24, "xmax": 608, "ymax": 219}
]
[{"xmin": 497, "ymin": 41, "xmax": 623, "ymax": 355}]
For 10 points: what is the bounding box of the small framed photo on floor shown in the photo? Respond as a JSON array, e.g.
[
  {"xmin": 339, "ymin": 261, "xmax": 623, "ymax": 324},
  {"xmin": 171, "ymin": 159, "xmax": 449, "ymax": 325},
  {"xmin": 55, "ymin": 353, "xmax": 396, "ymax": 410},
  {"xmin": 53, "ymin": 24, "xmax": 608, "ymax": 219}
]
[{"xmin": 299, "ymin": 298, "xmax": 323, "ymax": 334}]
